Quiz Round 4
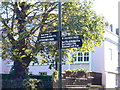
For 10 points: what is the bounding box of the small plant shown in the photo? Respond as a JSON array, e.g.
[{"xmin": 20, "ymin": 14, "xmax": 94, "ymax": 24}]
[
  {"xmin": 52, "ymin": 70, "xmax": 59, "ymax": 82},
  {"xmin": 65, "ymin": 70, "xmax": 74, "ymax": 77},
  {"xmin": 73, "ymin": 68, "xmax": 89, "ymax": 72},
  {"xmin": 65, "ymin": 69, "xmax": 73, "ymax": 72},
  {"xmin": 23, "ymin": 78, "xmax": 41, "ymax": 89}
]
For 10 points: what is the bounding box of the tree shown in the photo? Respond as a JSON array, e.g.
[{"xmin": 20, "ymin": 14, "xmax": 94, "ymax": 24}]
[{"xmin": 0, "ymin": 1, "xmax": 105, "ymax": 79}]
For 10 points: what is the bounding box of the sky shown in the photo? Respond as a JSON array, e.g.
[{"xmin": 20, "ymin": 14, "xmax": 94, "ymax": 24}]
[{"xmin": 92, "ymin": 0, "xmax": 120, "ymax": 31}]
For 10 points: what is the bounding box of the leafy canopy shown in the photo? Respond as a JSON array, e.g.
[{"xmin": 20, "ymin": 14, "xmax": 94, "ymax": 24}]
[{"xmin": 0, "ymin": 1, "xmax": 105, "ymax": 68}]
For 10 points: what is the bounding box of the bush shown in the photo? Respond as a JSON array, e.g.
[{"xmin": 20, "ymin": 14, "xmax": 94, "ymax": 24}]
[
  {"xmin": 29, "ymin": 75, "xmax": 52, "ymax": 81},
  {"xmin": 29, "ymin": 75, "xmax": 52, "ymax": 88},
  {"xmin": 23, "ymin": 78, "xmax": 41, "ymax": 89},
  {"xmin": 73, "ymin": 68, "xmax": 89, "ymax": 72}
]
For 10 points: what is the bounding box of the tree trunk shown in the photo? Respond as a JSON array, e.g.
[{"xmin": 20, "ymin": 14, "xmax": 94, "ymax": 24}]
[
  {"xmin": 10, "ymin": 57, "xmax": 31, "ymax": 79},
  {"xmin": 9, "ymin": 57, "xmax": 31, "ymax": 88},
  {"xmin": 11, "ymin": 61, "xmax": 26, "ymax": 79},
  {"xmin": 10, "ymin": 2, "xmax": 29, "ymax": 79}
]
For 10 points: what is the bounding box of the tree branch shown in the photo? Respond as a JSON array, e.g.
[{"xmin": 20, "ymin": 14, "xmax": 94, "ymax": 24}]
[{"xmin": 0, "ymin": 15, "xmax": 10, "ymax": 30}]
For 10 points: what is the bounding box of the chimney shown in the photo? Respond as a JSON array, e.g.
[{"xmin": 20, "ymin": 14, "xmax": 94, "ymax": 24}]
[{"xmin": 110, "ymin": 24, "xmax": 113, "ymax": 32}]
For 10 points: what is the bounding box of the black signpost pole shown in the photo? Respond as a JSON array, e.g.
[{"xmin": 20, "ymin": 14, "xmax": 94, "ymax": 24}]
[{"xmin": 58, "ymin": 0, "xmax": 62, "ymax": 89}]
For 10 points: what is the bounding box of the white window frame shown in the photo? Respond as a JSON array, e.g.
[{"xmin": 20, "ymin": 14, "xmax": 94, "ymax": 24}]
[{"xmin": 74, "ymin": 51, "xmax": 90, "ymax": 63}]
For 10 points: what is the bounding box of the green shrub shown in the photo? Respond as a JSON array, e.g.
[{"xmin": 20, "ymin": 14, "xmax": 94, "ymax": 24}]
[
  {"xmin": 28, "ymin": 75, "xmax": 52, "ymax": 88},
  {"xmin": 65, "ymin": 69, "xmax": 74, "ymax": 72},
  {"xmin": 23, "ymin": 78, "xmax": 41, "ymax": 89},
  {"xmin": 1, "ymin": 74, "xmax": 52, "ymax": 88},
  {"xmin": 73, "ymin": 68, "xmax": 89, "ymax": 72},
  {"xmin": 29, "ymin": 75, "xmax": 52, "ymax": 81},
  {"xmin": 52, "ymin": 70, "xmax": 59, "ymax": 82}
]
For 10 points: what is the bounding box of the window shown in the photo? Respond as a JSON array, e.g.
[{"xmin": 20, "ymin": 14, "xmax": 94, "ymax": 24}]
[
  {"xmin": 116, "ymin": 28, "xmax": 119, "ymax": 35},
  {"xmin": 109, "ymin": 48, "xmax": 112, "ymax": 60},
  {"xmin": 116, "ymin": 75, "xmax": 118, "ymax": 86},
  {"xmin": 74, "ymin": 51, "xmax": 90, "ymax": 63},
  {"xmin": 6, "ymin": 60, "xmax": 13, "ymax": 66},
  {"xmin": 110, "ymin": 24, "xmax": 113, "ymax": 32}
]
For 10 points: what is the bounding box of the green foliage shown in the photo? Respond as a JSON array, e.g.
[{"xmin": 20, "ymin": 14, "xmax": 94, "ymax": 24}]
[
  {"xmin": 65, "ymin": 68, "xmax": 89, "ymax": 73},
  {"xmin": 73, "ymin": 68, "xmax": 89, "ymax": 72},
  {"xmin": 29, "ymin": 75, "xmax": 52, "ymax": 88},
  {"xmin": 29, "ymin": 75, "xmax": 52, "ymax": 81},
  {"xmin": 65, "ymin": 69, "xmax": 74, "ymax": 72},
  {"xmin": 23, "ymin": 78, "xmax": 41, "ymax": 89},
  {"xmin": 62, "ymin": 2, "xmax": 105, "ymax": 52},
  {"xmin": 1, "ymin": 74, "xmax": 52, "ymax": 88},
  {"xmin": 52, "ymin": 70, "xmax": 59, "ymax": 82}
]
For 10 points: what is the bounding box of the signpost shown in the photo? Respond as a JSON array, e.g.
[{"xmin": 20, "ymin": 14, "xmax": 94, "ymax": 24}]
[
  {"xmin": 39, "ymin": 1, "xmax": 83, "ymax": 89},
  {"xmin": 61, "ymin": 35, "xmax": 83, "ymax": 49},
  {"xmin": 39, "ymin": 32, "xmax": 83, "ymax": 48},
  {"xmin": 39, "ymin": 32, "xmax": 58, "ymax": 42}
]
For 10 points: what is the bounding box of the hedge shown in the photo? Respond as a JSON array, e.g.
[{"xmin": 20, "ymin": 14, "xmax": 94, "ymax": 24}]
[{"xmin": 1, "ymin": 74, "xmax": 52, "ymax": 88}]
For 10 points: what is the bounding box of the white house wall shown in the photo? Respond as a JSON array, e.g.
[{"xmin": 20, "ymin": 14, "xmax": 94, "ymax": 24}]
[
  {"xmin": 104, "ymin": 30, "xmax": 118, "ymax": 88},
  {"xmin": 91, "ymin": 44, "xmax": 105, "ymax": 73},
  {"xmin": 91, "ymin": 43, "xmax": 106, "ymax": 86},
  {"xmin": 28, "ymin": 65, "xmax": 54, "ymax": 75},
  {"xmin": 105, "ymin": 72, "xmax": 117, "ymax": 88},
  {"xmin": 91, "ymin": 29, "xmax": 119, "ymax": 88},
  {"xmin": 0, "ymin": 55, "xmax": 11, "ymax": 74},
  {"xmin": 2, "ymin": 61, "xmax": 11, "ymax": 74},
  {"xmin": 104, "ymin": 39, "xmax": 118, "ymax": 72},
  {"xmin": 68, "ymin": 63, "xmax": 89, "ymax": 70}
]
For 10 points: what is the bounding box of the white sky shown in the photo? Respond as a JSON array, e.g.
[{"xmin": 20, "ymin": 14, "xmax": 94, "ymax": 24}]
[{"xmin": 92, "ymin": 0, "xmax": 120, "ymax": 30}]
